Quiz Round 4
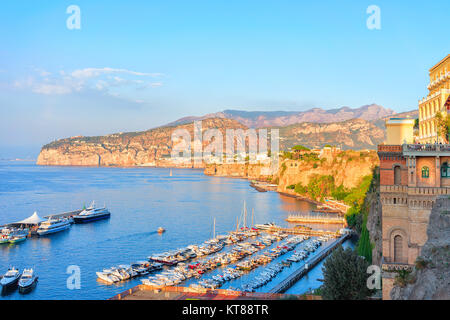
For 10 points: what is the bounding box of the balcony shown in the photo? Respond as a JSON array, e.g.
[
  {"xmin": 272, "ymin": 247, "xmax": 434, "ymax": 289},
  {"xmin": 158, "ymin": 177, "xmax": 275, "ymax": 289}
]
[
  {"xmin": 403, "ymin": 144, "xmax": 450, "ymax": 156},
  {"xmin": 381, "ymin": 257, "xmax": 413, "ymax": 272},
  {"xmin": 377, "ymin": 145, "xmax": 402, "ymax": 153}
]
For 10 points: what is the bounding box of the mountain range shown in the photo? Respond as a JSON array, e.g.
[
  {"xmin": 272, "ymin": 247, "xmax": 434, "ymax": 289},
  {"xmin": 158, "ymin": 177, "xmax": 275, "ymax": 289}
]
[{"xmin": 167, "ymin": 104, "xmax": 396, "ymax": 128}]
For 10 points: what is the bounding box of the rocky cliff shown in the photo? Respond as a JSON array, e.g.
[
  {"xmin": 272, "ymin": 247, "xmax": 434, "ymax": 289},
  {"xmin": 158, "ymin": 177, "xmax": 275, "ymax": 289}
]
[
  {"xmin": 205, "ymin": 150, "xmax": 379, "ymax": 193},
  {"xmin": 391, "ymin": 196, "xmax": 450, "ymax": 300},
  {"xmin": 276, "ymin": 150, "xmax": 379, "ymax": 191},
  {"xmin": 37, "ymin": 118, "xmax": 247, "ymax": 167}
]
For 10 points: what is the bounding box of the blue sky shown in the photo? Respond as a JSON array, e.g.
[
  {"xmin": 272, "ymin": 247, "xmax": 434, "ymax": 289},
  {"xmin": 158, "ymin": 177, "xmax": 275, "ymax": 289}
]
[{"xmin": 0, "ymin": 0, "xmax": 449, "ymax": 158}]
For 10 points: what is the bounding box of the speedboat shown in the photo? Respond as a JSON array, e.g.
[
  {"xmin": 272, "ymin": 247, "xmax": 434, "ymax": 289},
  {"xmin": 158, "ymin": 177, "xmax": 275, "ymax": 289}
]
[
  {"xmin": 37, "ymin": 218, "xmax": 71, "ymax": 236},
  {"xmin": 73, "ymin": 202, "xmax": 111, "ymax": 224},
  {"xmin": 18, "ymin": 269, "xmax": 38, "ymax": 294},
  {"xmin": 1, "ymin": 267, "xmax": 21, "ymax": 292},
  {"xmin": 96, "ymin": 271, "xmax": 120, "ymax": 284}
]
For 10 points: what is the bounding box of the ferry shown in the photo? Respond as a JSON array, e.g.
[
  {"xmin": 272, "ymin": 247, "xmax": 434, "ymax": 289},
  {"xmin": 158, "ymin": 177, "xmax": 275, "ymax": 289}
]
[
  {"xmin": 18, "ymin": 269, "xmax": 38, "ymax": 294},
  {"xmin": 73, "ymin": 203, "xmax": 111, "ymax": 224},
  {"xmin": 37, "ymin": 218, "xmax": 71, "ymax": 236}
]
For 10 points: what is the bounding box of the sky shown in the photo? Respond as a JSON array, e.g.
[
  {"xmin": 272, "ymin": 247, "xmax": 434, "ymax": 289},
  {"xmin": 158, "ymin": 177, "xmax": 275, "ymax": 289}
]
[{"xmin": 0, "ymin": 0, "xmax": 449, "ymax": 158}]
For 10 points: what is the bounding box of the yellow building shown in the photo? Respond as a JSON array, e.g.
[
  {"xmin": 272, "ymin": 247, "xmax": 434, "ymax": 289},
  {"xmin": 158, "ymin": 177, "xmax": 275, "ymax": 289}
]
[
  {"xmin": 418, "ymin": 54, "xmax": 450, "ymax": 143},
  {"xmin": 385, "ymin": 118, "xmax": 415, "ymax": 145}
]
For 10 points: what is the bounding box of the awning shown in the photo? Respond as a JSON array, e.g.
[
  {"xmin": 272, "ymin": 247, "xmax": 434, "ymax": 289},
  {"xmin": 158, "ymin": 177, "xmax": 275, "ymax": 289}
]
[{"xmin": 11, "ymin": 212, "xmax": 46, "ymax": 225}]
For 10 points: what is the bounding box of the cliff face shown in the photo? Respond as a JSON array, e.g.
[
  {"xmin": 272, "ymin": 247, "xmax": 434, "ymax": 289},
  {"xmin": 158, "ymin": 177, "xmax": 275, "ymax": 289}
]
[
  {"xmin": 277, "ymin": 151, "xmax": 379, "ymax": 191},
  {"xmin": 205, "ymin": 151, "xmax": 379, "ymax": 194},
  {"xmin": 391, "ymin": 196, "xmax": 450, "ymax": 300},
  {"xmin": 37, "ymin": 118, "xmax": 247, "ymax": 167},
  {"xmin": 204, "ymin": 163, "xmax": 276, "ymax": 181}
]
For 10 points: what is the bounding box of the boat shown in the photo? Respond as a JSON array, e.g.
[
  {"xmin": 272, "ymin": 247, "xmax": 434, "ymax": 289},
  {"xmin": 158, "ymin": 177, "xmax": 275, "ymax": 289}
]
[
  {"xmin": 1, "ymin": 267, "xmax": 21, "ymax": 292},
  {"xmin": 96, "ymin": 271, "xmax": 120, "ymax": 284},
  {"xmin": 0, "ymin": 234, "xmax": 10, "ymax": 244},
  {"xmin": 254, "ymin": 222, "xmax": 279, "ymax": 230},
  {"xmin": 18, "ymin": 269, "xmax": 38, "ymax": 293},
  {"xmin": 37, "ymin": 218, "xmax": 71, "ymax": 236},
  {"xmin": 157, "ymin": 227, "xmax": 165, "ymax": 234},
  {"xmin": 73, "ymin": 202, "xmax": 111, "ymax": 224},
  {"xmin": 8, "ymin": 235, "xmax": 27, "ymax": 244}
]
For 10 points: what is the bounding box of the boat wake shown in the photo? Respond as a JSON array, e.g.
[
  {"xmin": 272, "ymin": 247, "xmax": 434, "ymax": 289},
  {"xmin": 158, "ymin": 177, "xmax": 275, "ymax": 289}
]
[{"xmin": 100, "ymin": 231, "xmax": 159, "ymax": 243}]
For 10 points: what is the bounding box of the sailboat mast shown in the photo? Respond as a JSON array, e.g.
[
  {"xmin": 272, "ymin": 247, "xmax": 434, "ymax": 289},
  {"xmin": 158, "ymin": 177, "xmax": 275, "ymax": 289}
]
[
  {"xmin": 252, "ymin": 208, "xmax": 254, "ymax": 228},
  {"xmin": 244, "ymin": 200, "xmax": 247, "ymax": 229},
  {"xmin": 213, "ymin": 217, "xmax": 216, "ymax": 239}
]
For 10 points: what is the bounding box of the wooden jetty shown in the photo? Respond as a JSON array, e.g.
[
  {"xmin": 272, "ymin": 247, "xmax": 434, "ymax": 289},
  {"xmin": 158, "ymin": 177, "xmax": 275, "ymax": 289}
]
[
  {"xmin": 269, "ymin": 234, "xmax": 350, "ymax": 294},
  {"xmin": 286, "ymin": 214, "xmax": 346, "ymax": 225}
]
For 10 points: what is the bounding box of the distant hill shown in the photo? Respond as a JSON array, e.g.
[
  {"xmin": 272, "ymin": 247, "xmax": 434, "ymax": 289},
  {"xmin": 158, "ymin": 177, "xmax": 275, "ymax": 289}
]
[{"xmin": 168, "ymin": 104, "xmax": 395, "ymax": 128}]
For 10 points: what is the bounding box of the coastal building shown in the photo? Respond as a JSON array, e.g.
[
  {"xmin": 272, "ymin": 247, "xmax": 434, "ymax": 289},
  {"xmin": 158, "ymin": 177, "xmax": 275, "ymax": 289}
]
[
  {"xmin": 418, "ymin": 54, "xmax": 450, "ymax": 143},
  {"xmin": 378, "ymin": 54, "xmax": 450, "ymax": 300}
]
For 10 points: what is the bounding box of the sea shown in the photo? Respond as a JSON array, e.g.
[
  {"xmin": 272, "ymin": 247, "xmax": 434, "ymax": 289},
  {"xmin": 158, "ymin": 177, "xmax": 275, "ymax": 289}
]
[{"xmin": 0, "ymin": 161, "xmax": 354, "ymax": 300}]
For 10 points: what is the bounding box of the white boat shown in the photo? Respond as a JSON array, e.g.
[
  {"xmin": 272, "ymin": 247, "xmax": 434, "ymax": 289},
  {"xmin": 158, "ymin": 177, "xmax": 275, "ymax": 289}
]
[
  {"xmin": 254, "ymin": 222, "xmax": 279, "ymax": 230},
  {"xmin": 1, "ymin": 267, "xmax": 21, "ymax": 292},
  {"xmin": 96, "ymin": 271, "xmax": 120, "ymax": 284},
  {"xmin": 74, "ymin": 202, "xmax": 111, "ymax": 224},
  {"xmin": 37, "ymin": 218, "xmax": 71, "ymax": 236},
  {"xmin": 18, "ymin": 269, "xmax": 38, "ymax": 293}
]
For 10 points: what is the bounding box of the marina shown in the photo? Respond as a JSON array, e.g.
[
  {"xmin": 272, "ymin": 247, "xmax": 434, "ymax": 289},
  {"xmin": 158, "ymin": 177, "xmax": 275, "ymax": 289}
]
[{"xmin": 0, "ymin": 161, "xmax": 352, "ymax": 300}]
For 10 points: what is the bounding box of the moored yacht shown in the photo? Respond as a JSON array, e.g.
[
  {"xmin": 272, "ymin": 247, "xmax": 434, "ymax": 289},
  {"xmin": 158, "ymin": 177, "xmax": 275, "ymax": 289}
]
[
  {"xmin": 74, "ymin": 202, "xmax": 111, "ymax": 224},
  {"xmin": 37, "ymin": 218, "xmax": 71, "ymax": 236},
  {"xmin": 1, "ymin": 267, "xmax": 21, "ymax": 292},
  {"xmin": 18, "ymin": 269, "xmax": 38, "ymax": 294}
]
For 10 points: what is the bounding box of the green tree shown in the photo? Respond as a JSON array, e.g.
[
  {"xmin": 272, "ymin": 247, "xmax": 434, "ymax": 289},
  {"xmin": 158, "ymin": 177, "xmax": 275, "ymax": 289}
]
[
  {"xmin": 292, "ymin": 145, "xmax": 310, "ymax": 151},
  {"xmin": 321, "ymin": 246, "xmax": 371, "ymax": 300},
  {"xmin": 435, "ymin": 111, "xmax": 450, "ymax": 143},
  {"xmin": 357, "ymin": 214, "xmax": 373, "ymax": 263}
]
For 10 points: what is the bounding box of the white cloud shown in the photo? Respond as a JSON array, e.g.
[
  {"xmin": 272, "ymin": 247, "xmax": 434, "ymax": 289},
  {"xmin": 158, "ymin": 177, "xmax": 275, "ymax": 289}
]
[
  {"xmin": 32, "ymin": 84, "xmax": 72, "ymax": 95},
  {"xmin": 12, "ymin": 67, "xmax": 163, "ymax": 103},
  {"xmin": 70, "ymin": 67, "xmax": 163, "ymax": 79}
]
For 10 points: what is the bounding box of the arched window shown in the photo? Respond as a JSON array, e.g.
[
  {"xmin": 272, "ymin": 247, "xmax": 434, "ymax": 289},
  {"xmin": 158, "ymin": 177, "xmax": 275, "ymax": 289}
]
[
  {"xmin": 394, "ymin": 166, "xmax": 401, "ymax": 185},
  {"xmin": 394, "ymin": 235, "xmax": 403, "ymax": 263},
  {"xmin": 442, "ymin": 162, "xmax": 449, "ymax": 178},
  {"xmin": 422, "ymin": 166, "xmax": 430, "ymax": 178}
]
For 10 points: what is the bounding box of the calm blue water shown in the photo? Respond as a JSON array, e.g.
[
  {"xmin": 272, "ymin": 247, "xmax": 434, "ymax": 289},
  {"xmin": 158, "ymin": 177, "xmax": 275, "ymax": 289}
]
[{"xmin": 0, "ymin": 161, "xmax": 331, "ymax": 300}]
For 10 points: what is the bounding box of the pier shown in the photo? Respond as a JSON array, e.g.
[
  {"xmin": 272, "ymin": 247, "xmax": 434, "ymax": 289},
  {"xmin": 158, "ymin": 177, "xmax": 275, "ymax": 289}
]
[
  {"xmin": 43, "ymin": 209, "xmax": 83, "ymax": 219},
  {"xmin": 286, "ymin": 214, "xmax": 346, "ymax": 225},
  {"xmin": 268, "ymin": 234, "xmax": 350, "ymax": 294},
  {"xmin": 264, "ymin": 226, "xmax": 339, "ymax": 237}
]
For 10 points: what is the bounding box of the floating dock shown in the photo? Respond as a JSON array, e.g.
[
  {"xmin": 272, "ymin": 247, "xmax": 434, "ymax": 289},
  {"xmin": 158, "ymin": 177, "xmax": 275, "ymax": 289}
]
[{"xmin": 269, "ymin": 234, "xmax": 350, "ymax": 294}]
